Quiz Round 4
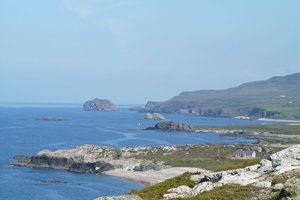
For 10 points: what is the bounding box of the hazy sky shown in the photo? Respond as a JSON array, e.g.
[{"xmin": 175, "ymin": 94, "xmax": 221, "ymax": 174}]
[{"xmin": 0, "ymin": 0, "xmax": 299, "ymax": 104}]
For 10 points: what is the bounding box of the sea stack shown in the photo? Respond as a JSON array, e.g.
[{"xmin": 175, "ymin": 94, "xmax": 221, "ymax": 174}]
[
  {"xmin": 144, "ymin": 112, "xmax": 165, "ymax": 120},
  {"xmin": 83, "ymin": 98, "xmax": 116, "ymax": 112}
]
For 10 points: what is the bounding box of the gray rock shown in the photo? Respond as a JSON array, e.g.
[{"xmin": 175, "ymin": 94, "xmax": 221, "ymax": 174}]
[
  {"xmin": 83, "ymin": 98, "xmax": 116, "ymax": 112},
  {"xmin": 259, "ymin": 159, "xmax": 273, "ymax": 172},
  {"xmin": 278, "ymin": 178, "xmax": 300, "ymax": 200},
  {"xmin": 274, "ymin": 183, "xmax": 284, "ymax": 190}
]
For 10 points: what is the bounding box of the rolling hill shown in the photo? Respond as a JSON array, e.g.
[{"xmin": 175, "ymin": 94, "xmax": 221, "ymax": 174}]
[{"xmin": 138, "ymin": 73, "xmax": 300, "ymax": 119}]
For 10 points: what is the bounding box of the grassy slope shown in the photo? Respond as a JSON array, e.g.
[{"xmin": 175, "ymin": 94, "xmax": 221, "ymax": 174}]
[{"xmin": 129, "ymin": 172, "xmax": 196, "ymax": 200}]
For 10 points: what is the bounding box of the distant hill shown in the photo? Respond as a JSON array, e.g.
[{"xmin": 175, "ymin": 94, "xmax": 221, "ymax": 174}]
[{"xmin": 137, "ymin": 73, "xmax": 300, "ymax": 119}]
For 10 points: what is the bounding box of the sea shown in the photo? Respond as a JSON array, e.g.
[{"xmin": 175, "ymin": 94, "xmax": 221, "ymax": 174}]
[{"xmin": 0, "ymin": 104, "xmax": 274, "ymax": 200}]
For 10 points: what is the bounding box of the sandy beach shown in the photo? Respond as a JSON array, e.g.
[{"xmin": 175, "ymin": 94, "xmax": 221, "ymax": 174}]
[
  {"xmin": 103, "ymin": 167, "xmax": 205, "ymax": 186},
  {"xmin": 258, "ymin": 118, "xmax": 300, "ymax": 123}
]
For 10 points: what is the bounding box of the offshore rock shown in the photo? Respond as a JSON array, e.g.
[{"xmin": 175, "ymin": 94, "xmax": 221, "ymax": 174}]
[
  {"xmin": 144, "ymin": 113, "xmax": 165, "ymax": 120},
  {"xmin": 83, "ymin": 98, "xmax": 116, "ymax": 112},
  {"xmin": 146, "ymin": 120, "xmax": 194, "ymax": 132}
]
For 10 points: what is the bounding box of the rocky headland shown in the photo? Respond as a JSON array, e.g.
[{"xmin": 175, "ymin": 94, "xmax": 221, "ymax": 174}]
[
  {"xmin": 83, "ymin": 98, "xmax": 116, "ymax": 112},
  {"xmin": 146, "ymin": 120, "xmax": 300, "ymax": 140},
  {"xmin": 11, "ymin": 145, "xmax": 201, "ymax": 185}
]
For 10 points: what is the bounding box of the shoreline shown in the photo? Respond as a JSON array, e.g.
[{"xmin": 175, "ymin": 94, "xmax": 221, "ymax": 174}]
[{"xmin": 258, "ymin": 118, "xmax": 300, "ymax": 123}]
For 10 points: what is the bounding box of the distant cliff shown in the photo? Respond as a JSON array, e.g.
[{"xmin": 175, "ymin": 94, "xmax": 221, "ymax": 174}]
[
  {"xmin": 83, "ymin": 98, "xmax": 116, "ymax": 111},
  {"xmin": 135, "ymin": 73, "xmax": 300, "ymax": 119}
]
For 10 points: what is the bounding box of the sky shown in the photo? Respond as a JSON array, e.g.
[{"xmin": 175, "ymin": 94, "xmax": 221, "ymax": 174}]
[{"xmin": 0, "ymin": 0, "xmax": 299, "ymax": 104}]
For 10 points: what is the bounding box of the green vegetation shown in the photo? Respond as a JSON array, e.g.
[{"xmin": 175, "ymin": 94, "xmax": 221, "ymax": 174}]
[
  {"xmin": 129, "ymin": 172, "xmax": 196, "ymax": 200},
  {"xmin": 134, "ymin": 144, "xmax": 279, "ymax": 171}
]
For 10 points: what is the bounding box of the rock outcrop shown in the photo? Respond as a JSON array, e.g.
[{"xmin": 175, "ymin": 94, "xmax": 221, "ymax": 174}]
[
  {"xmin": 144, "ymin": 113, "xmax": 165, "ymax": 120},
  {"xmin": 163, "ymin": 144, "xmax": 300, "ymax": 199},
  {"xmin": 83, "ymin": 98, "xmax": 116, "ymax": 111},
  {"xmin": 12, "ymin": 145, "xmax": 165, "ymax": 174}
]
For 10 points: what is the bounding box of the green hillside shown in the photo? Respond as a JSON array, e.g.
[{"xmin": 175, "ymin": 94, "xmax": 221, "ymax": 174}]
[{"xmin": 140, "ymin": 73, "xmax": 300, "ymax": 119}]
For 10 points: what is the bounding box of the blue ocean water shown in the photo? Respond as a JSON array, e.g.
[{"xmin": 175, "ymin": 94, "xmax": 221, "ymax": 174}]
[{"xmin": 0, "ymin": 105, "xmax": 271, "ymax": 200}]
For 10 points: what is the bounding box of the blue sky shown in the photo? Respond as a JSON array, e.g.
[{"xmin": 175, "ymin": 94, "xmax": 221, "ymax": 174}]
[{"xmin": 0, "ymin": 0, "xmax": 299, "ymax": 104}]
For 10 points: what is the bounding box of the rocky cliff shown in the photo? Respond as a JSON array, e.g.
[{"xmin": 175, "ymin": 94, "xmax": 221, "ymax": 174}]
[{"xmin": 83, "ymin": 98, "xmax": 116, "ymax": 111}]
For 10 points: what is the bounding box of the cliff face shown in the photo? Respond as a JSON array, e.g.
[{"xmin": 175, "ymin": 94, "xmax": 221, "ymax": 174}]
[
  {"xmin": 136, "ymin": 73, "xmax": 300, "ymax": 119},
  {"xmin": 83, "ymin": 98, "xmax": 116, "ymax": 111}
]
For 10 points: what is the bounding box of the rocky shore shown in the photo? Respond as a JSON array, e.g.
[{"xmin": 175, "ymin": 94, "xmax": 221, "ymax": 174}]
[{"xmin": 11, "ymin": 145, "xmax": 201, "ymax": 186}]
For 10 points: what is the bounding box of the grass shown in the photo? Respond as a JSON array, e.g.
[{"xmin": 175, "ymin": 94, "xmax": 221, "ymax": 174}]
[
  {"xmin": 134, "ymin": 144, "xmax": 279, "ymax": 172},
  {"xmin": 129, "ymin": 172, "xmax": 196, "ymax": 200}
]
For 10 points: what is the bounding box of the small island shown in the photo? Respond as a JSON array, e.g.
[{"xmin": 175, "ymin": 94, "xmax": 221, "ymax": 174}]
[
  {"xmin": 144, "ymin": 113, "xmax": 165, "ymax": 120},
  {"xmin": 83, "ymin": 98, "xmax": 116, "ymax": 112}
]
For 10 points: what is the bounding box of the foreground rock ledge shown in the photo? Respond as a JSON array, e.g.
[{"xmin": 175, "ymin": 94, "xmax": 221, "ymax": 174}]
[{"xmin": 163, "ymin": 144, "xmax": 300, "ymax": 199}]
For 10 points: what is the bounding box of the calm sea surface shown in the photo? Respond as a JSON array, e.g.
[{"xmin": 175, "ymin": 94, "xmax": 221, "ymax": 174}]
[{"xmin": 0, "ymin": 104, "xmax": 272, "ymax": 200}]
